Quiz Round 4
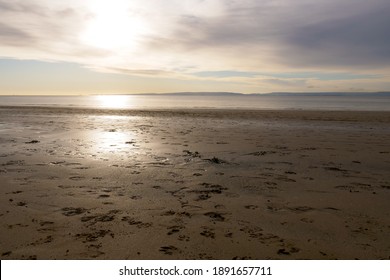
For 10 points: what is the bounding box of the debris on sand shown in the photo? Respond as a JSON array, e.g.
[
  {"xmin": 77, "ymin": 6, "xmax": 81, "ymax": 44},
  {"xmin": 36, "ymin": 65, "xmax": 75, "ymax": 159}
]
[
  {"xmin": 25, "ymin": 140, "xmax": 40, "ymax": 144},
  {"xmin": 246, "ymin": 151, "xmax": 275, "ymax": 156},
  {"xmin": 183, "ymin": 150, "xmax": 201, "ymax": 158},
  {"xmin": 61, "ymin": 207, "xmax": 87, "ymax": 216},
  {"xmin": 204, "ymin": 157, "xmax": 226, "ymax": 164}
]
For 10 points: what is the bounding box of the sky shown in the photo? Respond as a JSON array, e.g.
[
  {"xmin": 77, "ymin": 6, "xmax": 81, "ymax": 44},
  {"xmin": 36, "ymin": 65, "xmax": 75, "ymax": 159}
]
[{"xmin": 1, "ymin": 0, "xmax": 390, "ymax": 95}]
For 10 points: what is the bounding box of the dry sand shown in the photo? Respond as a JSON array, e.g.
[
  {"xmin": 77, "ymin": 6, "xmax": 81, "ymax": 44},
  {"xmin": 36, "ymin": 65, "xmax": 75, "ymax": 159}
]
[{"xmin": 0, "ymin": 106, "xmax": 389, "ymax": 260}]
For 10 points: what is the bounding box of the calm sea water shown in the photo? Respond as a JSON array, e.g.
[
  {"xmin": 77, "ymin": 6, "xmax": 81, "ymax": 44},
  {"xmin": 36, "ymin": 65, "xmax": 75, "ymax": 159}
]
[{"xmin": 0, "ymin": 95, "xmax": 390, "ymax": 111}]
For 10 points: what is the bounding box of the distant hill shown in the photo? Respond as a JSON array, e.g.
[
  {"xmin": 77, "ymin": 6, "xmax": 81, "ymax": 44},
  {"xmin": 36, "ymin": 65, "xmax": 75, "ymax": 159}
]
[
  {"xmin": 133, "ymin": 92, "xmax": 242, "ymax": 96},
  {"xmin": 127, "ymin": 91, "xmax": 390, "ymax": 97},
  {"xmin": 263, "ymin": 92, "xmax": 390, "ymax": 97}
]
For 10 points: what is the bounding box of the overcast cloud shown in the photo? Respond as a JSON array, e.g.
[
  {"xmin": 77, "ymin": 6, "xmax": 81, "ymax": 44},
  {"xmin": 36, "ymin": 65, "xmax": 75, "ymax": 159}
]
[{"xmin": 0, "ymin": 0, "xmax": 389, "ymax": 92}]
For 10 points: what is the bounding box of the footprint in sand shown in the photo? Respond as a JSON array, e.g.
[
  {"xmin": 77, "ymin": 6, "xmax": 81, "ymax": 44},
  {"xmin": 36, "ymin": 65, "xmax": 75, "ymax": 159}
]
[
  {"xmin": 2, "ymin": 251, "xmax": 12, "ymax": 257},
  {"xmin": 75, "ymin": 229, "xmax": 112, "ymax": 243},
  {"xmin": 167, "ymin": 225, "xmax": 184, "ymax": 235},
  {"xmin": 277, "ymin": 247, "xmax": 300, "ymax": 256},
  {"xmin": 61, "ymin": 207, "xmax": 87, "ymax": 216},
  {"xmin": 39, "ymin": 221, "xmax": 54, "ymax": 227},
  {"xmin": 121, "ymin": 216, "xmax": 152, "ymax": 228},
  {"xmin": 159, "ymin": 246, "xmax": 178, "ymax": 255},
  {"xmin": 244, "ymin": 205, "xmax": 258, "ymax": 210},
  {"xmin": 200, "ymin": 227, "xmax": 215, "ymax": 239},
  {"xmin": 232, "ymin": 256, "xmax": 253, "ymax": 260},
  {"xmin": 30, "ymin": 235, "xmax": 53, "ymax": 246},
  {"xmin": 204, "ymin": 212, "xmax": 225, "ymax": 222},
  {"xmin": 288, "ymin": 206, "xmax": 314, "ymax": 213},
  {"xmin": 178, "ymin": 235, "xmax": 190, "ymax": 242},
  {"xmin": 82, "ymin": 210, "xmax": 120, "ymax": 224},
  {"xmin": 69, "ymin": 176, "xmax": 85, "ymax": 181}
]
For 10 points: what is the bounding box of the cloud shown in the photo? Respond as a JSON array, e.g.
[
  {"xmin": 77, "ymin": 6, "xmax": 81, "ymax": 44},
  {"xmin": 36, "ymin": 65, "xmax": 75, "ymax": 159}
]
[
  {"xmin": 194, "ymin": 71, "xmax": 258, "ymax": 78},
  {"xmin": 279, "ymin": 0, "xmax": 390, "ymax": 68},
  {"xmin": 0, "ymin": 0, "xmax": 389, "ymax": 93},
  {"xmin": 0, "ymin": 0, "xmax": 47, "ymax": 16},
  {"xmin": 0, "ymin": 22, "xmax": 36, "ymax": 46},
  {"xmin": 3, "ymin": 0, "xmax": 390, "ymax": 70},
  {"xmin": 98, "ymin": 67, "xmax": 176, "ymax": 77},
  {"xmin": 263, "ymin": 79, "xmax": 307, "ymax": 87},
  {"xmin": 157, "ymin": 0, "xmax": 390, "ymax": 71}
]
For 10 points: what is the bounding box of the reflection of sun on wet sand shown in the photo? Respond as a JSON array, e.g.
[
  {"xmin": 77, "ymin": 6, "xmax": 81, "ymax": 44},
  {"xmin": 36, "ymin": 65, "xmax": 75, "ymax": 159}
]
[{"xmin": 0, "ymin": 106, "xmax": 390, "ymax": 260}]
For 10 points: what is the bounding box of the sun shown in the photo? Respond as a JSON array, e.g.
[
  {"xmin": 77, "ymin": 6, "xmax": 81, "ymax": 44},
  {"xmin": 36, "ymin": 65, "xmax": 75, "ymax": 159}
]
[{"xmin": 81, "ymin": 0, "xmax": 148, "ymax": 50}]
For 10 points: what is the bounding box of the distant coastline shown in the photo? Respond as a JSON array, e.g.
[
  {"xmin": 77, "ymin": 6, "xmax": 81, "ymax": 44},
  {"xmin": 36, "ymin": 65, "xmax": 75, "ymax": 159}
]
[
  {"xmin": 262, "ymin": 91, "xmax": 390, "ymax": 97},
  {"xmin": 103, "ymin": 91, "xmax": 390, "ymax": 97}
]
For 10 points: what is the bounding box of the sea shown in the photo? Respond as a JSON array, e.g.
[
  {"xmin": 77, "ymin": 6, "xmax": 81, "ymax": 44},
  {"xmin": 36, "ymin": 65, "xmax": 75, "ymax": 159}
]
[{"xmin": 0, "ymin": 94, "xmax": 390, "ymax": 111}]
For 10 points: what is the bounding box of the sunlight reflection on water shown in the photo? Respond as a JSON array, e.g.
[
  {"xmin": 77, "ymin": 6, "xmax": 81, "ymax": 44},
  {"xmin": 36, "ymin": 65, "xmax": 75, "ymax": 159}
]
[
  {"xmin": 95, "ymin": 131, "xmax": 129, "ymax": 152},
  {"xmin": 86, "ymin": 115, "xmax": 139, "ymax": 155},
  {"xmin": 95, "ymin": 95, "xmax": 134, "ymax": 109}
]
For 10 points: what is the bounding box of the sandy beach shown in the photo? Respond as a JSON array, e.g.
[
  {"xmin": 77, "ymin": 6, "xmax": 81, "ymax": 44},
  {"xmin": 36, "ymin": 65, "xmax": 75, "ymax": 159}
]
[{"xmin": 0, "ymin": 106, "xmax": 389, "ymax": 260}]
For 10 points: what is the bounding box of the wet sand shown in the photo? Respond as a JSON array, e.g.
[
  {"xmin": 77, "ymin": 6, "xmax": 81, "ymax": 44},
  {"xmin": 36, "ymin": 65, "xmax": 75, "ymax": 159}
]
[{"xmin": 0, "ymin": 106, "xmax": 389, "ymax": 260}]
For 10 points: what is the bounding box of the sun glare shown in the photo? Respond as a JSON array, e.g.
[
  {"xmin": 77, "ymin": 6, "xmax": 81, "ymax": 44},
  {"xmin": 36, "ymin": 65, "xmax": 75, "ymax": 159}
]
[
  {"xmin": 96, "ymin": 95, "xmax": 132, "ymax": 109},
  {"xmin": 86, "ymin": 116, "xmax": 137, "ymax": 155},
  {"xmin": 82, "ymin": 0, "xmax": 148, "ymax": 50}
]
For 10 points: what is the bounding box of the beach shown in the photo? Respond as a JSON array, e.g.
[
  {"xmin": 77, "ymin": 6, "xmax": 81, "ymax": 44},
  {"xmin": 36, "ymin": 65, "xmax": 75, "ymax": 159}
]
[{"xmin": 0, "ymin": 106, "xmax": 389, "ymax": 260}]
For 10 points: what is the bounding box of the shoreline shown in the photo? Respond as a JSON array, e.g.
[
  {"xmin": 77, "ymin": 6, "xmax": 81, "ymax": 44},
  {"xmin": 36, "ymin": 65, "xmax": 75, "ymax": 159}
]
[{"xmin": 2, "ymin": 105, "xmax": 390, "ymax": 122}]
